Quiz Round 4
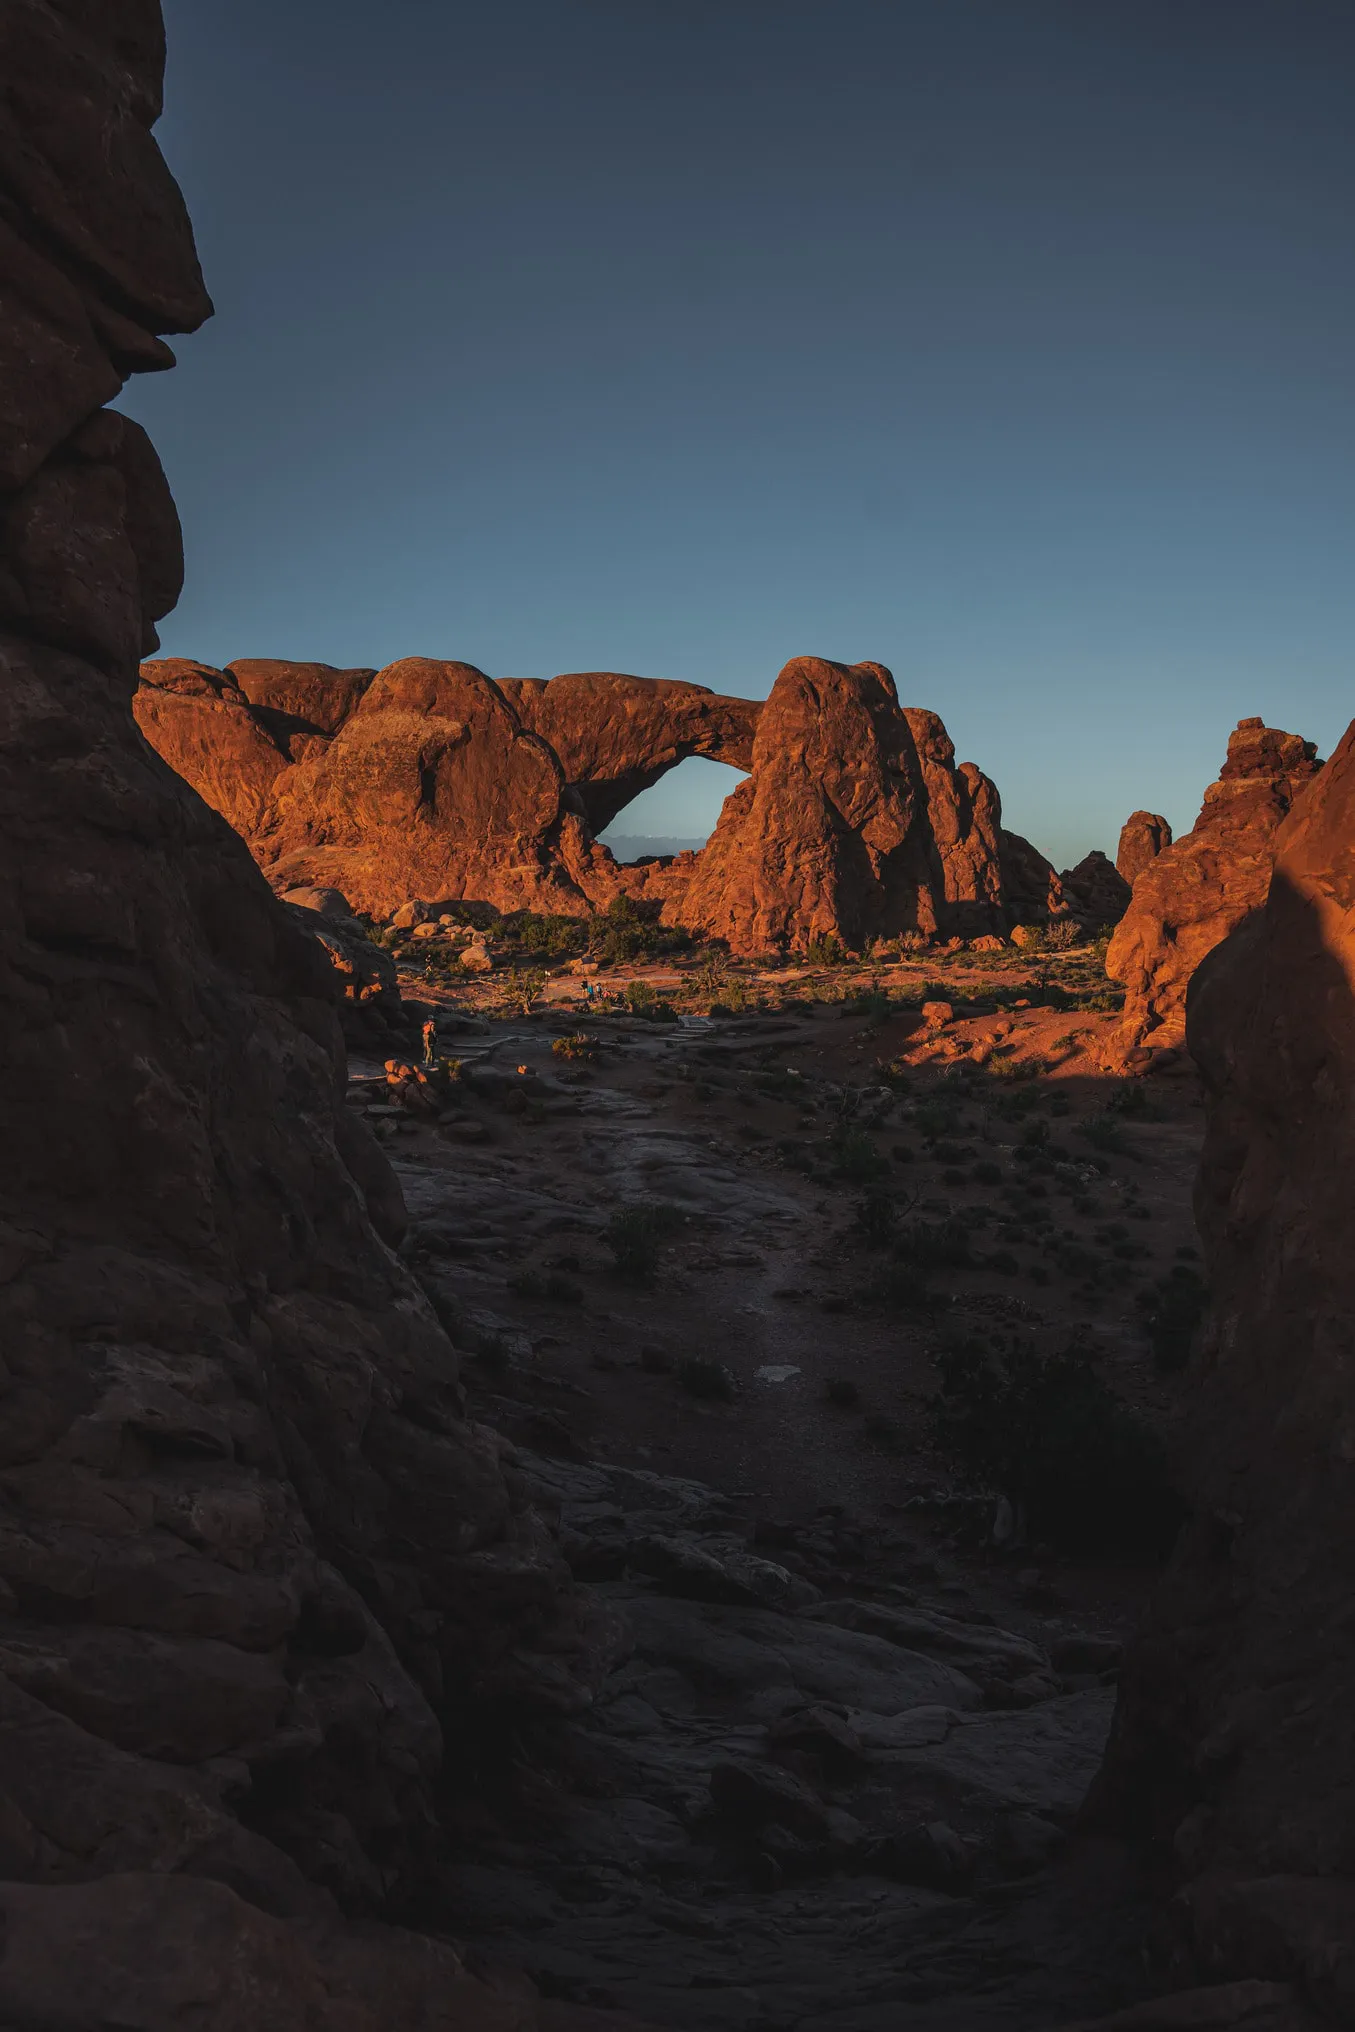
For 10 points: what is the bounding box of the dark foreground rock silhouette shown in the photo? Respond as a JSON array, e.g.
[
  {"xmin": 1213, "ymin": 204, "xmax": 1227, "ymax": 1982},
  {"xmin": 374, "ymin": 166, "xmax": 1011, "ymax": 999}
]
[
  {"xmin": 1088, "ymin": 723, "xmax": 1355, "ymax": 2019},
  {"xmin": 0, "ymin": 8, "xmax": 602, "ymax": 2023},
  {"xmin": 1106, "ymin": 721, "xmax": 1321, "ymax": 1055}
]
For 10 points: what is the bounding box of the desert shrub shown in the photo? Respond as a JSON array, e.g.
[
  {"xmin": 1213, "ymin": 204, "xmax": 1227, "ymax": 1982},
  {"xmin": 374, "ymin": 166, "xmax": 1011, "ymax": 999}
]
[
  {"xmin": 505, "ymin": 911, "xmax": 589, "ymax": 955},
  {"xmin": 806, "ymin": 933, "xmax": 849, "ymax": 966},
  {"xmin": 677, "ymin": 1356, "xmax": 737, "ymax": 1400},
  {"xmin": 1107, "ymin": 1082, "xmax": 1159, "ymax": 1120},
  {"xmin": 1044, "ymin": 919, "xmax": 1083, "ymax": 951},
  {"xmin": 822, "ymin": 1377, "xmax": 860, "ymax": 1407},
  {"xmin": 855, "ymin": 1188, "xmax": 897, "ymax": 1248},
  {"xmin": 591, "ymin": 896, "xmax": 672, "ymax": 965},
  {"xmin": 972, "ymin": 1160, "xmax": 1003, "ymax": 1185},
  {"xmin": 1079, "ymin": 1114, "xmax": 1129, "ymax": 1155},
  {"xmin": 847, "ymin": 987, "xmax": 892, "ymax": 1026},
  {"xmin": 913, "ymin": 1101, "xmax": 961, "ymax": 1141},
  {"xmin": 552, "ymin": 1032, "xmax": 597, "ymax": 1060},
  {"xmin": 625, "ymin": 980, "xmax": 680, "ymax": 1022},
  {"xmin": 870, "ymin": 1261, "xmax": 935, "ymax": 1309},
  {"xmin": 896, "ymin": 1218, "xmax": 971, "ymax": 1270},
  {"xmin": 932, "ymin": 1335, "xmax": 1185, "ymax": 1558},
  {"xmin": 605, "ymin": 1200, "xmax": 683, "ymax": 1281},
  {"xmin": 863, "ymin": 1413, "xmax": 904, "ymax": 1452},
  {"xmin": 830, "ymin": 1127, "xmax": 889, "ymax": 1183}
]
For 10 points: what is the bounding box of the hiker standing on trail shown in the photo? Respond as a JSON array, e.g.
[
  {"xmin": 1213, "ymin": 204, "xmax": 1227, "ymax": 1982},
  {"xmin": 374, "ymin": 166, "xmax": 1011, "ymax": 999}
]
[{"xmin": 421, "ymin": 1017, "xmax": 437, "ymax": 1067}]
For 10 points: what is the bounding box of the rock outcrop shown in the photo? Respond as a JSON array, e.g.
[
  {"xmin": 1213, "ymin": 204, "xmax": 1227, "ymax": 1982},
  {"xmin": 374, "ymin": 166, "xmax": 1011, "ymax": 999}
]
[
  {"xmin": 500, "ymin": 670, "xmax": 760, "ymax": 834},
  {"xmin": 136, "ymin": 647, "xmax": 1090, "ymax": 953},
  {"xmin": 664, "ymin": 657, "xmax": 943, "ymax": 952},
  {"xmin": 1106, "ymin": 720, "xmax": 1321, "ymax": 1052},
  {"xmin": 0, "ymin": 0, "xmax": 596, "ymax": 1997},
  {"xmin": 1116, "ymin": 811, "xmax": 1174, "ymax": 887},
  {"xmin": 1090, "ymin": 718, "xmax": 1355, "ymax": 2014},
  {"xmin": 1062, "ymin": 850, "xmax": 1133, "ymax": 926}
]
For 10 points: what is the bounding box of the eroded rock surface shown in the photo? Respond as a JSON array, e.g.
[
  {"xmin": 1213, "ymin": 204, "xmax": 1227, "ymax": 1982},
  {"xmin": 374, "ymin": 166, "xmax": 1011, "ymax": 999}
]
[
  {"xmin": 1091, "ymin": 722, "xmax": 1355, "ymax": 2015},
  {"xmin": 500, "ymin": 672, "xmax": 760, "ymax": 836},
  {"xmin": 0, "ymin": 0, "xmax": 595, "ymax": 2007},
  {"xmin": 1115, "ymin": 813, "xmax": 1173, "ymax": 889},
  {"xmin": 137, "ymin": 649, "xmax": 1083, "ymax": 953},
  {"xmin": 1105, "ymin": 720, "xmax": 1321, "ymax": 1052},
  {"xmin": 1061, "ymin": 852, "xmax": 1132, "ymax": 927}
]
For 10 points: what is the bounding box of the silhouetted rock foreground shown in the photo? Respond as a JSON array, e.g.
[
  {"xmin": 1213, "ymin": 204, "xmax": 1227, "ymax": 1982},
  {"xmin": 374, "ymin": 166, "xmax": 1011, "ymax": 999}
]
[
  {"xmin": 136, "ymin": 652, "xmax": 1114, "ymax": 952},
  {"xmin": 0, "ymin": 8, "xmax": 600, "ymax": 2025},
  {"xmin": 1090, "ymin": 724, "xmax": 1355, "ymax": 2021}
]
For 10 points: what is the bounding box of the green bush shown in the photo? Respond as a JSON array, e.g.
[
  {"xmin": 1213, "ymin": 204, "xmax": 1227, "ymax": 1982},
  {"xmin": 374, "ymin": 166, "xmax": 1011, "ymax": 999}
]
[
  {"xmin": 806, "ymin": 933, "xmax": 849, "ymax": 966},
  {"xmin": 605, "ymin": 1201, "xmax": 684, "ymax": 1281},
  {"xmin": 931, "ymin": 1334, "xmax": 1184, "ymax": 1559}
]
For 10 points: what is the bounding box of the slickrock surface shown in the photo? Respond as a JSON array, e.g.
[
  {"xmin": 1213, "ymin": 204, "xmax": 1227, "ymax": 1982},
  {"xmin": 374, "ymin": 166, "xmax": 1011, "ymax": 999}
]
[
  {"xmin": 1115, "ymin": 813, "xmax": 1173, "ymax": 889},
  {"xmin": 1091, "ymin": 717, "xmax": 1355, "ymax": 2017},
  {"xmin": 500, "ymin": 672, "xmax": 760, "ymax": 835},
  {"xmin": 1105, "ymin": 721, "xmax": 1321, "ymax": 1054},
  {"xmin": 0, "ymin": 7, "xmax": 598, "ymax": 2022}
]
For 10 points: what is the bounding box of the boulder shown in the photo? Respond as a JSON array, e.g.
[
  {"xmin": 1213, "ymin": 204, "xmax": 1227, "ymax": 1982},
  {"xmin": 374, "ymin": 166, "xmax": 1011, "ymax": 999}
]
[
  {"xmin": 1105, "ymin": 720, "xmax": 1321, "ymax": 1051},
  {"xmin": 1089, "ymin": 719, "xmax": 1355, "ymax": 1995},
  {"xmin": 1116, "ymin": 810, "xmax": 1174, "ymax": 887}
]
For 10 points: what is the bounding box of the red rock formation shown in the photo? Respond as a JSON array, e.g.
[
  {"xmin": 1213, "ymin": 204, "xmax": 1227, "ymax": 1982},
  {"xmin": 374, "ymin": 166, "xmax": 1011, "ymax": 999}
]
[
  {"xmin": 1061, "ymin": 850, "xmax": 1133, "ymax": 925},
  {"xmin": 137, "ymin": 647, "xmax": 1074, "ymax": 950},
  {"xmin": 0, "ymin": 0, "xmax": 594, "ymax": 1978},
  {"xmin": 999, "ymin": 829, "xmax": 1069, "ymax": 925},
  {"xmin": 1089, "ymin": 719, "xmax": 1355, "ymax": 2012},
  {"xmin": 666, "ymin": 656, "xmax": 939, "ymax": 953},
  {"xmin": 500, "ymin": 670, "xmax": 760, "ymax": 834},
  {"xmin": 1116, "ymin": 810, "xmax": 1173, "ymax": 887},
  {"xmin": 1106, "ymin": 720, "xmax": 1321, "ymax": 1052},
  {"xmin": 900, "ymin": 709, "xmax": 1007, "ymax": 935}
]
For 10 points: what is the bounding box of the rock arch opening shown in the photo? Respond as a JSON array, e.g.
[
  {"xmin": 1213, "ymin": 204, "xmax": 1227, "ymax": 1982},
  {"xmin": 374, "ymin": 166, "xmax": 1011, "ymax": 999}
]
[{"xmin": 597, "ymin": 753, "xmax": 751, "ymax": 862}]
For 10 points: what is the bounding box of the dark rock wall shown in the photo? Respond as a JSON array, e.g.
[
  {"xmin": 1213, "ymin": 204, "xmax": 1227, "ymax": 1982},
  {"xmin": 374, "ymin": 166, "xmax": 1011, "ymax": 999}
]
[
  {"xmin": 1091, "ymin": 721, "xmax": 1355, "ymax": 2010},
  {"xmin": 0, "ymin": 0, "xmax": 589, "ymax": 1928}
]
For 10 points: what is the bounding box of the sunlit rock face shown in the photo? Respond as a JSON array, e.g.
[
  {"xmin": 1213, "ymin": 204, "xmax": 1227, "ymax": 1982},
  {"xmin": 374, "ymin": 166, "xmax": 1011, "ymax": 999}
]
[
  {"xmin": 0, "ymin": 0, "xmax": 593, "ymax": 1943},
  {"xmin": 1090, "ymin": 718, "xmax": 1355, "ymax": 2002},
  {"xmin": 1106, "ymin": 719, "xmax": 1321, "ymax": 1056},
  {"xmin": 139, "ymin": 649, "xmax": 1068, "ymax": 952}
]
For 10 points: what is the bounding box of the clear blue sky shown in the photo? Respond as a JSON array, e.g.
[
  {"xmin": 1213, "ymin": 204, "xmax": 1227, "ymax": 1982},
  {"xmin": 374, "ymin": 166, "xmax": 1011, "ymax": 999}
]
[{"xmin": 126, "ymin": 0, "xmax": 1355, "ymax": 869}]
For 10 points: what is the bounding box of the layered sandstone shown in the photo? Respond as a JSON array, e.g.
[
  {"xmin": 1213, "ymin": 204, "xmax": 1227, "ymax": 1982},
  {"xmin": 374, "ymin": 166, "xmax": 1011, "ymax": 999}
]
[
  {"xmin": 1116, "ymin": 810, "xmax": 1173, "ymax": 887},
  {"xmin": 1089, "ymin": 720, "xmax": 1355, "ymax": 2010},
  {"xmin": 0, "ymin": 0, "xmax": 596, "ymax": 2000},
  {"xmin": 1106, "ymin": 720, "xmax": 1321, "ymax": 1051}
]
